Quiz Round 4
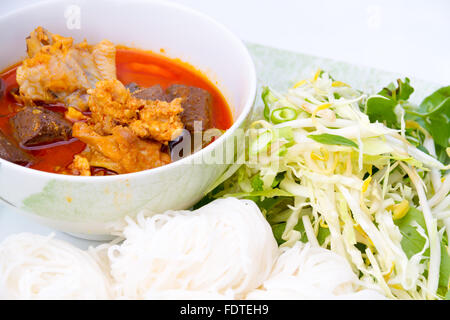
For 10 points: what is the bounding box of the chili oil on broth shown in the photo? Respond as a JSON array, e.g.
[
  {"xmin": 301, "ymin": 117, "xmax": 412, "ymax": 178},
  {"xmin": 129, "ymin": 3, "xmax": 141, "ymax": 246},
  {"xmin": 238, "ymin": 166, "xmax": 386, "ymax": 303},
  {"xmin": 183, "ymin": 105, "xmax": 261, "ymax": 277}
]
[{"xmin": 0, "ymin": 46, "xmax": 233, "ymax": 175}]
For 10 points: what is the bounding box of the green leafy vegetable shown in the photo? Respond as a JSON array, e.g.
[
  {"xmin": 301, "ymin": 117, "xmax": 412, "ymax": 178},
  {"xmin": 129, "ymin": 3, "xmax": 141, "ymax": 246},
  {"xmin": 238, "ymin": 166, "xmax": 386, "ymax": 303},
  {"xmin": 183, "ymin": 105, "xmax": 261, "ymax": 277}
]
[
  {"xmin": 366, "ymin": 78, "xmax": 414, "ymax": 126},
  {"xmin": 271, "ymin": 172, "xmax": 286, "ymax": 188},
  {"xmin": 418, "ymin": 86, "xmax": 450, "ymax": 149},
  {"xmin": 250, "ymin": 174, "xmax": 264, "ymax": 191},
  {"xmin": 317, "ymin": 226, "xmax": 331, "ymax": 246},
  {"xmin": 262, "ymin": 196, "xmax": 294, "ymax": 221},
  {"xmin": 394, "ymin": 207, "xmax": 427, "ymax": 259},
  {"xmin": 379, "ymin": 78, "xmax": 414, "ymax": 101},
  {"xmin": 271, "ymin": 220, "xmax": 330, "ymax": 246},
  {"xmin": 367, "ymin": 79, "xmax": 449, "ymax": 165},
  {"xmin": 271, "ymin": 223, "xmax": 287, "ymax": 245},
  {"xmin": 308, "ymin": 133, "xmax": 359, "ymax": 149},
  {"xmin": 395, "ymin": 207, "xmax": 450, "ymax": 294},
  {"xmin": 365, "ymin": 95, "xmax": 398, "ymax": 126}
]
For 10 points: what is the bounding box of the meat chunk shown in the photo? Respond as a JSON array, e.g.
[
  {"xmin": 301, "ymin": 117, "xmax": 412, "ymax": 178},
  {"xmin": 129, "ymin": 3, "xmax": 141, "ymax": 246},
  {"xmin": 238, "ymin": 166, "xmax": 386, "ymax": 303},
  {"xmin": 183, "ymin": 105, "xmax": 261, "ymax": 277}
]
[
  {"xmin": 25, "ymin": 26, "xmax": 52, "ymax": 57},
  {"xmin": 72, "ymin": 122, "xmax": 170, "ymax": 174},
  {"xmin": 129, "ymin": 98, "xmax": 183, "ymax": 143},
  {"xmin": 166, "ymin": 84, "xmax": 213, "ymax": 132},
  {"xmin": 16, "ymin": 27, "xmax": 117, "ymax": 111},
  {"xmin": 88, "ymin": 79, "xmax": 183, "ymax": 143},
  {"xmin": 125, "ymin": 82, "xmax": 140, "ymax": 93},
  {"xmin": 11, "ymin": 106, "xmax": 72, "ymax": 146},
  {"xmin": 88, "ymin": 79, "xmax": 140, "ymax": 135},
  {"xmin": 0, "ymin": 130, "xmax": 32, "ymax": 164},
  {"xmin": 132, "ymin": 84, "xmax": 168, "ymax": 101}
]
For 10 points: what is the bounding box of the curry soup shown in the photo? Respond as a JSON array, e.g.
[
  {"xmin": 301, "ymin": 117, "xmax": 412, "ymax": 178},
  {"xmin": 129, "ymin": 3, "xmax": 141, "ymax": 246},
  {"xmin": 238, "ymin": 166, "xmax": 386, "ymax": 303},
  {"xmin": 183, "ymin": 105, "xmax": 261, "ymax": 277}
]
[{"xmin": 0, "ymin": 46, "xmax": 232, "ymax": 175}]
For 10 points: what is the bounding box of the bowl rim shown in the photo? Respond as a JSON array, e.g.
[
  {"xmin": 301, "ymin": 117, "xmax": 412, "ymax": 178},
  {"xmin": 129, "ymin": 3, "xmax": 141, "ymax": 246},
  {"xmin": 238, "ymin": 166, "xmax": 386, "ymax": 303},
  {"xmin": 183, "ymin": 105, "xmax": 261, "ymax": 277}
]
[{"xmin": 0, "ymin": 0, "xmax": 257, "ymax": 182}]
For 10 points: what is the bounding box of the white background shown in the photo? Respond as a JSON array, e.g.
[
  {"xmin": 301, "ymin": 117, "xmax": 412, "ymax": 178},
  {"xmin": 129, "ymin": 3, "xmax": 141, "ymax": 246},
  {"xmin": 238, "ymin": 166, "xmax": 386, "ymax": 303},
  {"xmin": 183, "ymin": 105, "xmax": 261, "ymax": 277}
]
[
  {"xmin": 169, "ymin": 0, "xmax": 450, "ymax": 85},
  {"xmin": 0, "ymin": 0, "xmax": 449, "ymax": 246}
]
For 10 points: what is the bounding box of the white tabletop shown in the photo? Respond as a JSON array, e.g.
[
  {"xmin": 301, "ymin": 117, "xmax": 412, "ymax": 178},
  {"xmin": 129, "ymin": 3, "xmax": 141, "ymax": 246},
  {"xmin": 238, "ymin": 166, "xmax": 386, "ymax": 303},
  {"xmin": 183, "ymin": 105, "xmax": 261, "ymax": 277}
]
[{"xmin": 0, "ymin": 0, "xmax": 449, "ymax": 247}]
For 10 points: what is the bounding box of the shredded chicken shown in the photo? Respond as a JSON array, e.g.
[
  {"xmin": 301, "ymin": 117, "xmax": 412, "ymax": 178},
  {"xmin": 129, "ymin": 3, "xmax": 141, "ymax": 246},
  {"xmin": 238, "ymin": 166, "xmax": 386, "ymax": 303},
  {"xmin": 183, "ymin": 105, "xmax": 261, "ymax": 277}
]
[
  {"xmin": 16, "ymin": 27, "xmax": 117, "ymax": 111},
  {"xmin": 72, "ymin": 122, "xmax": 170, "ymax": 174}
]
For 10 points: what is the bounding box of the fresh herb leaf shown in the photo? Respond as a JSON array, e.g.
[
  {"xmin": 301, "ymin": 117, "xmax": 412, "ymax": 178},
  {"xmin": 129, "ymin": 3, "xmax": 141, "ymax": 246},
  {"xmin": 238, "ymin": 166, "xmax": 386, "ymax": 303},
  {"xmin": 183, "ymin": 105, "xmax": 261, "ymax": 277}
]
[
  {"xmin": 317, "ymin": 226, "xmax": 330, "ymax": 246},
  {"xmin": 436, "ymin": 145, "xmax": 450, "ymax": 166},
  {"xmin": 259, "ymin": 196, "xmax": 293, "ymax": 215},
  {"xmin": 250, "ymin": 174, "xmax": 264, "ymax": 191},
  {"xmin": 271, "ymin": 223, "xmax": 287, "ymax": 245},
  {"xmin": 416, "ymin": 144, "xmax": 430, "ymax": 155},
  {"xmin": 418, "ymin": 86, "xmax": 450, "ymax": 149},
  {"xmin": 355, "ymin": 242, "xmax": 368, "ymax": 254},
  {"xmin": 395, "ymin": 207, "xmax": 450, "ymax": 290},
  {"xmin": 397, "ymin": 78, "xmax": 414, "ymax": 101},
  {"xmin": 271, "ymin": 220, "xmax": 308, "ymax": 245},
  {"xmin": 368, "ymin": 80, "xmax": 449, "ymax": 165},
  {"xmin": 378, "ymin": 78, "xmax": 414, "ymax": 101},
  {"xmin": 271, "ymin": 172, "xmax": 286, "ymax": 188},
  {"xmin": 366, "ymin": 95, "xmax": 398, "ymax": 126},
  {"xmin": 271, "ymin": 218, "xmax": 329, "ymax": 246},
  {"xmin": 420, "ymin": 86, "xmax": 450, "ymax": 115},
  {"xmin": 308, "ymin": 133, "xmax": 359, "ymax": 149},
  {"xmin": 366, "ymin": 78, "xmax": 414, "ymax": 126},
  {"xmin": 394, "ymin": 207, "xmax": 427, "ymax": 258}
]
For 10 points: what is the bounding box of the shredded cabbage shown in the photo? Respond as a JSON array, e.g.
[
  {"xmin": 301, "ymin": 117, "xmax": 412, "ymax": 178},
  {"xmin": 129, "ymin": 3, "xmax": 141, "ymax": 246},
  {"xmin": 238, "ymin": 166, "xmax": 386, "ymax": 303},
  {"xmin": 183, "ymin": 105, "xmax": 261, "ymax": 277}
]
[{"xmin": 208, "ymin": 71, "xmax": 450, "ymax": 300}]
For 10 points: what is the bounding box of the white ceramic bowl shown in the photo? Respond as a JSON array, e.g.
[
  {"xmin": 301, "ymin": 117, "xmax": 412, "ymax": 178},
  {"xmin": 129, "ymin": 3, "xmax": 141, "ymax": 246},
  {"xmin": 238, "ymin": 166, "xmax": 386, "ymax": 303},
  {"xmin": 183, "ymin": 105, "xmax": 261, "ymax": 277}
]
[{"xmin": 0, "ymin": 0, "xmax": 256, "ymax": 238}]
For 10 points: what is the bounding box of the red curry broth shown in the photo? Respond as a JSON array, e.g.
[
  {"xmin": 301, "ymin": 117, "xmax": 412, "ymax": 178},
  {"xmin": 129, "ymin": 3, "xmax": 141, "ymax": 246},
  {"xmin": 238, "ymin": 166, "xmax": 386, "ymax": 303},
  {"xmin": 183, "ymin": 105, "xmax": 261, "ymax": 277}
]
[{"xmin": 0, "ymin": 47, "xmax": 233, "ymax": 174}]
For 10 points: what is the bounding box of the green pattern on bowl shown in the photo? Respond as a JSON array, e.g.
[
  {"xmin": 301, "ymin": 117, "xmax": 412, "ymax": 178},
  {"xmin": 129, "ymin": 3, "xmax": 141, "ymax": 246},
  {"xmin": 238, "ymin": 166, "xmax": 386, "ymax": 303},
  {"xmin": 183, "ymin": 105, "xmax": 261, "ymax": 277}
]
[{"xmin": 22, "ymin": 180, "xmax": 148, "ymax": 222}]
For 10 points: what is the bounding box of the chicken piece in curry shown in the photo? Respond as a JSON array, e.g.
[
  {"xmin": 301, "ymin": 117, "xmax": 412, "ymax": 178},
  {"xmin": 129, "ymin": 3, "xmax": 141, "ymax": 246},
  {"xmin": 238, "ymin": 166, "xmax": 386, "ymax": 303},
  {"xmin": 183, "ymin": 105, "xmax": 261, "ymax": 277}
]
[
  {"xmin": 17, "ymin": 26, "xmax": 116, "ymax": 111},
  {"xmin": 0, "ymin": 27, "xmax": 232, "ymax": 176}
]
